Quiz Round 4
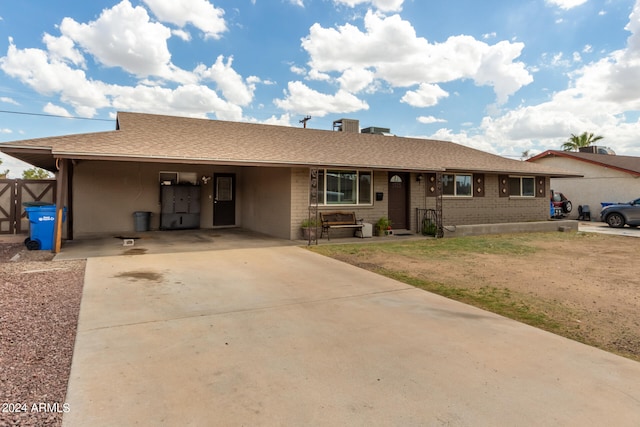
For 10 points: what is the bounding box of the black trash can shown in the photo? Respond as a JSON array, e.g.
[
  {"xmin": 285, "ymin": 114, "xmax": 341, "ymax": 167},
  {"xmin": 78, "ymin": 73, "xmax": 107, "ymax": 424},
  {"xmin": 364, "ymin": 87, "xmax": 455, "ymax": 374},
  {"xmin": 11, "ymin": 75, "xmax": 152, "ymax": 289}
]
[{"xmin": 133, "ymin": 211, "xmax": 151, "ymax": 232}]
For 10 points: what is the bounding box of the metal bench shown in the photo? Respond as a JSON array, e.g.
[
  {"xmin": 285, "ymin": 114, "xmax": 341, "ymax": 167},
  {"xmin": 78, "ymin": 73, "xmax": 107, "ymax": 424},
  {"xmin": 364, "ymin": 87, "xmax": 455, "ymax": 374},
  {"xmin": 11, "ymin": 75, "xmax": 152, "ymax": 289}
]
[{"xmin": 319, "ymin": 211, "xmax": 363, "ymax": 240}]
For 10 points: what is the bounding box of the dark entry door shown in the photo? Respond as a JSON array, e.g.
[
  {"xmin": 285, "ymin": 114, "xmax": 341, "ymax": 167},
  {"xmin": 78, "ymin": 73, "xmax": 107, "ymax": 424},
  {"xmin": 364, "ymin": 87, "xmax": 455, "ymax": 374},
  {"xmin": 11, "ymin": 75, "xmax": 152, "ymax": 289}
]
[
  {"xmin": 388, "ymin": 172, "xmax": 408, "ymax": 229},
  {"xmin": 214, "ymin": 173, "xmax": 235, "ymax": 226}
]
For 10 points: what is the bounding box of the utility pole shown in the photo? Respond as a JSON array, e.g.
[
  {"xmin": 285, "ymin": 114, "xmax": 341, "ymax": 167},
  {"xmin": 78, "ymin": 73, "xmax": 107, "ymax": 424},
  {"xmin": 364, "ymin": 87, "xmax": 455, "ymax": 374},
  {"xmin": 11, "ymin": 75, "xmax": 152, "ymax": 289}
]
[{"xmin": 299, "ymin": 116, "xmax": 311, "ymax": 128}]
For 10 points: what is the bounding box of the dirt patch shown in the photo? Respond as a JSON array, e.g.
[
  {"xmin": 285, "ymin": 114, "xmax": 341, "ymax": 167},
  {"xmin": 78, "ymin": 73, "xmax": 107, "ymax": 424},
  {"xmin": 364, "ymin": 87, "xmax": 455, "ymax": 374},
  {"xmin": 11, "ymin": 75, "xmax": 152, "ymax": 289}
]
[
  {"xmin": 0, "ymin": 243, "xmax": 85, "ymax": 426},
  {"xmin": 316, "ymin": 232, "xmax": 640, "ymax": 361}
]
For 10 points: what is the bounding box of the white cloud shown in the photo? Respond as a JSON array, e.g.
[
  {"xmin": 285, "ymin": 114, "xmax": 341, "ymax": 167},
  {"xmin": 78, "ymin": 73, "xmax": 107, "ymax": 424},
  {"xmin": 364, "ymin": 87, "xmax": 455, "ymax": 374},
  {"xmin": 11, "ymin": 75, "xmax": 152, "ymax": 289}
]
[
  {"xmin": 583, "ymin": 44, "xmax": 593, "ymax": 53},
  {"xmin": 110, "ymin": 83, "xmax": 243, "ymax": 121},
  {"xmin": 401, "ymin": 83, "xmax": 448, "ymax": 107},
  {"xmin": 290, "ymin": 65, "xmax": 306, "ymax": 75},
  {"xmin": 274, "ymin": 81, "xmax": 368, "ymax": 116},
  {"xmin": 417, "ymin": 116, "xmax": 447, "ymax": 124},
  {"xmin": 141, "ymin": 0, "xmax": 227, "ymax": 39},
  {"xmin": 0, "ymin": 128, "xmax": 12, "ymax": 134},
  {"xmin": 301, "ymin": 11, "xmax": 532, "ymax": 105},
  {"xmin": 0, "ymin": 39, "xmax": 111, "ymax": 116},
  {"xmin": 261, "ymin": 113, "xmax": 294, "ymax": 126},
  {"xmin": 195, "ymin": 55, "xmax": 256, "ymax": 106},
  {"xmin": 172, "ymin": 29, "xmax": 192, "ymax": 41},
  {"xmin": 333, "ymin": 0, "xmax": 404, "ymax": 12},
  {"xmin": 59, "ymin": 0, "xmax": 175, "ymax": 78},
  {"xmin": 541, "ymin": 51, "xmax": 572, "ymax": 68},
  {"xmin": 289, "ymin": 0, "xmax": 304, "ymax": 7},
  {"xmin": 42, "ymin": 33, "xmax": 85, "ymax": 67},
  {"xmin": 337, "ymin": 67, "xmax": 375, "ymax": 92},
  {"xmin": 0, "ymin": 1, "xmax": 259, "ymax": 122},
  {"xmin": 0, "ymin": 96, "xmax": 19, "ymax": 105},
  {"xmin": 426, "ymin": 1, "xmax": 640, "ymax": 157},
  {"xmin": 43, "ymin": 102, "xmax": 72, "ymax": 117},
  {"xmin": 545, "ymin": 0, "xmax": 588, "ymax": 10},
  {"xmin": 308, "ymin": 69, "xmax": 332, "ymax": 81}
]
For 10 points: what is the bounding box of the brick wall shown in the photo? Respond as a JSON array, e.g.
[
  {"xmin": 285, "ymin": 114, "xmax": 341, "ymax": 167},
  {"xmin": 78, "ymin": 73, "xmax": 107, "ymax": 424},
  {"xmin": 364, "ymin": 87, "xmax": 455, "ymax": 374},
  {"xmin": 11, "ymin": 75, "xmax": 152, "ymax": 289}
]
[
  {"xmin": 424, "ymin": 174, "xmax": 549, "ymax": 225},
  {"xmin": 291, "ymin": 171, "xmax": 549, "ymax": 240},
  {"xmin": 290, "ymin": 169, "xmax": 389, "ymax": 239}
]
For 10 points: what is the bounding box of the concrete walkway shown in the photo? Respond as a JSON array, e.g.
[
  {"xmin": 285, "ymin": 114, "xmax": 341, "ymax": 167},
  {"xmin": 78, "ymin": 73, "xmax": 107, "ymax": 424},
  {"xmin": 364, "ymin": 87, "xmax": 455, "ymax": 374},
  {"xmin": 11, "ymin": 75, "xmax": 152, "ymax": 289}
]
[
  {"xmin": 63, "ymin": 246, "xmax": 640, "ymax": 426},
  {"xmin": 578, "ymin": 221, "xmax": 640, "ymax": 237}
]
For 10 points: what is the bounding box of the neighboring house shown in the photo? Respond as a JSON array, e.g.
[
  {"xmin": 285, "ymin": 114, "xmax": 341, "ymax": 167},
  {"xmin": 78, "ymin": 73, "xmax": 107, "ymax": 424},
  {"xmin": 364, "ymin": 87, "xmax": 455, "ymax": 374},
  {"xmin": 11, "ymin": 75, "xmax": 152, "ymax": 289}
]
[
  {"xmin": 0, "ymin": 112, "xmax": 576, "ymax": 247},
  {"xmin": 528, "ymin": 149, "xmax": 640, "ymax": 220}
]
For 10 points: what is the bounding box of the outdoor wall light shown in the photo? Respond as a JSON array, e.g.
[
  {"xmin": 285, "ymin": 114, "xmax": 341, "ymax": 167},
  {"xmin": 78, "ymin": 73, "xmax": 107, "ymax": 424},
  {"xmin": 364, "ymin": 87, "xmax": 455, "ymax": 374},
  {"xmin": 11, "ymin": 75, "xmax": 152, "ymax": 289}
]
[{"xmin": 416, "ymin": 174, "xmax": 423, "ymax": 183}]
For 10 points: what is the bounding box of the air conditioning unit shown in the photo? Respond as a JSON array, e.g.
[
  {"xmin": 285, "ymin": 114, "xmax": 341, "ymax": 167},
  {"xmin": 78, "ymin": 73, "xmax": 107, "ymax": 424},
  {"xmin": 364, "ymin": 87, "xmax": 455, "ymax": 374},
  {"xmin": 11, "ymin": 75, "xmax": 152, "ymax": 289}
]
[
  {"xmin": 361, "ymin": 126, "xmax": 391, "ymax": 135},
  {"xmin": 332, "ymin": 118, "xmax": 360, "ymax": 133},
  {"xmin": 578, "ymin": 146, "xmax": 616, "ymax": 155}
]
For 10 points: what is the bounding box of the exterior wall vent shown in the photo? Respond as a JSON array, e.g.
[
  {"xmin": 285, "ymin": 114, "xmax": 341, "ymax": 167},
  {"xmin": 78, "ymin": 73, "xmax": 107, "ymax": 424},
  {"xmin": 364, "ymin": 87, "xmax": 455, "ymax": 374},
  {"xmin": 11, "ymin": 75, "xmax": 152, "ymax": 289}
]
[{"xmin": 332, "ymin": 118, "xmax": 360, "ymax": 133}]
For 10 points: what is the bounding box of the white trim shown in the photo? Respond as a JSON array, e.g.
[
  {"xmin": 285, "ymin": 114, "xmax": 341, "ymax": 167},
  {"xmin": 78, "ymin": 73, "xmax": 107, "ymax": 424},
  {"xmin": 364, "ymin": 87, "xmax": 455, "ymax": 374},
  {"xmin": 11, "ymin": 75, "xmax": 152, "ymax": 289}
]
[{"xmin": 442, "ymin": 173, "xmax": 473, "ymax": 197}]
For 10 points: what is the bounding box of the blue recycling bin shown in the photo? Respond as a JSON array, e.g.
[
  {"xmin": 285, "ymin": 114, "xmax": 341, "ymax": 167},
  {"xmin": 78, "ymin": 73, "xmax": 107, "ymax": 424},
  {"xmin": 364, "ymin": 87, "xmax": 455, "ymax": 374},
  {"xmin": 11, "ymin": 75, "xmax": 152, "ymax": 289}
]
[{"xmin": 24, "ymin": 204, "xmax": 67, "ymax": 251}]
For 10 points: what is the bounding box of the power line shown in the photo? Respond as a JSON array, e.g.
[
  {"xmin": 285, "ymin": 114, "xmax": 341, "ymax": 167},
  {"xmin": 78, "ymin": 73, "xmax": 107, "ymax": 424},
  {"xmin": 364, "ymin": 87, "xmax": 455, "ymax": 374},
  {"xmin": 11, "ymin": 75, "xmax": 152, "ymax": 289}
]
[{"xmin": 0, "ymin": 109, "xmax": 113, "ymax": 122}]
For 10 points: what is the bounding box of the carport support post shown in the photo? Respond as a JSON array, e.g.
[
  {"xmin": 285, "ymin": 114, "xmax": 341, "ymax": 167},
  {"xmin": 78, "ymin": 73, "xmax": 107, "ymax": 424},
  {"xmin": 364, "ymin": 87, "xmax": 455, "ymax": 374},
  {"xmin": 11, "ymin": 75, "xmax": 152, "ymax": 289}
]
[{"xmin": 53, "ymin": 158, "xmax": 68, "ymax": 254}]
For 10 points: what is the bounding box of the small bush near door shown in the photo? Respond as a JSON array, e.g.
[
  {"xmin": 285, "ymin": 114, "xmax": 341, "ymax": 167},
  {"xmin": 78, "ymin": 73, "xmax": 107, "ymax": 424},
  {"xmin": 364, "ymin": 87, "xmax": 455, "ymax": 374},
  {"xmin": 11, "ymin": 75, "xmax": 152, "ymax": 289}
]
[
  {"xmin": 422, "ymin": 218, "xmax": 437, "ymax": 236},
  {"xmin": 376, "ymin": 216, "xmax": 392, "ymax": 236}
]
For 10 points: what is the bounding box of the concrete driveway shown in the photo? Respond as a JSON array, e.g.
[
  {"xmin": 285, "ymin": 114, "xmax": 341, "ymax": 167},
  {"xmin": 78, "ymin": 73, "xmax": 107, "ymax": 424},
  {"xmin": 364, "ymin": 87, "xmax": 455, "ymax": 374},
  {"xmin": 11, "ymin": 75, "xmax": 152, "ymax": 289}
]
[
  {"xmin": 63, "ymin": 246, "xmax": 640, "ymax": 426},
  {"xmin": 579, "ymin": 221, "xmax": 640, "ymax": 237}
]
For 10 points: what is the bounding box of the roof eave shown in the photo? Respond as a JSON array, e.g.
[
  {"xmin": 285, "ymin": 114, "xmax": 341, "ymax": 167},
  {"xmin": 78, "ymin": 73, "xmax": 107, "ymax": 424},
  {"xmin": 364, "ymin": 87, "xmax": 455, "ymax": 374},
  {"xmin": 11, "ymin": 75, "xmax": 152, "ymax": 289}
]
[
  {"xmin": 0, "ymin": 146, "xmax": 57, "ymax": 172},
  {"xmin": 53, "ymin": 152, "xmax": 449, "ymax": 171}
]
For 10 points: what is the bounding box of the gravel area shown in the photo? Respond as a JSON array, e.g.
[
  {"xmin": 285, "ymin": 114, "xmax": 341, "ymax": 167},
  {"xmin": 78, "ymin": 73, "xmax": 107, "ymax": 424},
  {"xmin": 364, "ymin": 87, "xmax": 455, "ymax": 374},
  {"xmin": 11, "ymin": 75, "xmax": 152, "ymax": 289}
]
[{"xmin": 0, "ymin": 243, "xmax": 85, "ymax": 427}]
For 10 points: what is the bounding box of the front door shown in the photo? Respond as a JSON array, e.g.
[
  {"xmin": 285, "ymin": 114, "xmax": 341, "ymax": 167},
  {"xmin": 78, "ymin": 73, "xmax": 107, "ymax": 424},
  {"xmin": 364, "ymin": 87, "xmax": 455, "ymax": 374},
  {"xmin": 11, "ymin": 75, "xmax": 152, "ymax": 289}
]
[
  {"xmin": 388, "ymin": 172, "xmax": 408, "ymax": 229},
  {"xmin": 213, "ymin": 173, "xmax": 235, "ymax": 226}
]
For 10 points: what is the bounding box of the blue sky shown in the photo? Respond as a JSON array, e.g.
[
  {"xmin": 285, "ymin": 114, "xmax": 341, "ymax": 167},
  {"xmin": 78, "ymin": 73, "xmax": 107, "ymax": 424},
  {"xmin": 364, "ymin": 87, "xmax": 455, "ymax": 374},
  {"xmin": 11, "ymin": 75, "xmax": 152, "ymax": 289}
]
[{"xmin": 1, "ymin": 0, "xmax": 639, "ymax": 176}]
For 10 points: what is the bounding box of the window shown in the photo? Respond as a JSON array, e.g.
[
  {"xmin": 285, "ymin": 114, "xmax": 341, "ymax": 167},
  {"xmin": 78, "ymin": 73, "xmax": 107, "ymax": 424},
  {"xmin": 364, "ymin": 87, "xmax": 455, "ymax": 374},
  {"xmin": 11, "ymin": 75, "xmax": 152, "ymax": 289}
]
[
  {"xmin": 509, "ymin": 176, "xmax": 535, "ymax": 197},
  {"xmin": 442, "ymin": 174, "xmax": 472, "ymax": 196},
  {"xmin": 316, "ymin": 170, "xmax": 372, "ymax": 205},
  {"xmin": 359, "ymin": 172, "xmax": 372, "ymax": 204}
]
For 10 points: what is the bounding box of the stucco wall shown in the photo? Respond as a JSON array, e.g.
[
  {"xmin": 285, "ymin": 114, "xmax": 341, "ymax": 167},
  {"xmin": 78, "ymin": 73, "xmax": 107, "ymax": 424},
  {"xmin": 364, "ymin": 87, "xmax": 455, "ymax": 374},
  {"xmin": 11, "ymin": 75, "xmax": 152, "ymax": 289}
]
[
  {"xmin": 72, "ymin": 161, "xmax": 240, "ymax": 236},
  {"xmin": 532, "ymin": 156, "xmax": 640, "ymax": 219},
  {"xmin": 241, "ymin": 166, "xmax": 292, "ymax": 239},
  {"xmin": 425, "ymin": 174, "xmax": 549, "ymax": 226}
]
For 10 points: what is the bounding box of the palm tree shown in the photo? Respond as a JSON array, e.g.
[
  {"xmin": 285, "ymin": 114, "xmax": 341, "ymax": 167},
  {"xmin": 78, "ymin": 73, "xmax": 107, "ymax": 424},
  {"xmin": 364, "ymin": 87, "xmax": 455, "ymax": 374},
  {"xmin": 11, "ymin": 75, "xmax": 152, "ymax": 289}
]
[{"xmin": 561, "ymin": 132, "xmax": 604, "ymax": 152}]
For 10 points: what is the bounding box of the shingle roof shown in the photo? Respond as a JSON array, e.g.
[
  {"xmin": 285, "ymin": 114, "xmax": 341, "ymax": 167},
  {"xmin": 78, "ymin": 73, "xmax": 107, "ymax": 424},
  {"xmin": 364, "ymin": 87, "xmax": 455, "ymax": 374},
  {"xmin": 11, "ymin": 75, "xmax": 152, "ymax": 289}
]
[
  {"xmin": 528, "ymin": 150, "xmax": 640, "ymax": 177},
  {"xmin": 1, "ymin": 111, "xmax": 577, "ymax": 176}
]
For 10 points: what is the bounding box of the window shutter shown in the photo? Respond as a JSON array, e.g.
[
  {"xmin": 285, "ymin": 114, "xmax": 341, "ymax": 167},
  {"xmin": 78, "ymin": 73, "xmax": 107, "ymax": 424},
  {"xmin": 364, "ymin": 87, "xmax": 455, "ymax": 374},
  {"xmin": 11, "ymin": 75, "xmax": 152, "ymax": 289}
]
[
  {"xmin": 498, "ymin": 175, "xmax": 509, "ymax": 197},
  {"xmin": 536, "ymin": 176, "xmax": 546, "ymax": 198},
  {"xmin": 473, "ymin": 174, "xmax": 485, "ymax": 197},
  {"xmin": 426, "ymin": 173, "xmax": 439, "ymax": 196}
]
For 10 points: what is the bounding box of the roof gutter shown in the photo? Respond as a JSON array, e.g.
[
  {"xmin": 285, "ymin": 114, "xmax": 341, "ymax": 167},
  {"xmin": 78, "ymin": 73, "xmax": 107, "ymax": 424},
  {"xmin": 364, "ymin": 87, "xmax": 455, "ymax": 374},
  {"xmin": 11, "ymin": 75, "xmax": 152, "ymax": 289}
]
[{"xmin": 51, "ymin": 152, "xmax": 449, "ymax": 172}]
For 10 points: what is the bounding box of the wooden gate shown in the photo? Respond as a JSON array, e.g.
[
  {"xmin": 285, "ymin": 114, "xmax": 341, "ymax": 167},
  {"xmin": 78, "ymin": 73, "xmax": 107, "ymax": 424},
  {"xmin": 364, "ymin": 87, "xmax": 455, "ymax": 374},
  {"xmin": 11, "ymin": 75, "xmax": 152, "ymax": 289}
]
[{"xmin": 0, "ymin": 179, "xmax": 56, "ymax": 234}]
